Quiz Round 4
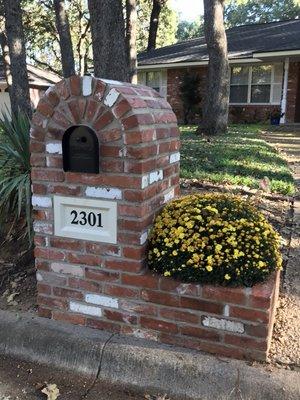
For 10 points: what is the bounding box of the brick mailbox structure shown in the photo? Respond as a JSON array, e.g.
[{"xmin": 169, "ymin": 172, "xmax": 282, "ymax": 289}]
[{"xmin": 31, "ymin": 76, "xmax": 279, "ymax": 362}]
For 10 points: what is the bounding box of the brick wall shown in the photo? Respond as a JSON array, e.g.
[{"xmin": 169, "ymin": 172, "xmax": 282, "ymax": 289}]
[
  {"xmin": 31, "ymin": 76, "xmax": 279, "ymax": 362},
  {"xmin": 167, "ymin": 65, "xmax": 298, "ymax": 124},
  {"xmin": 285, "ymin": 61, "xmax": 300, "ymax": 123}
]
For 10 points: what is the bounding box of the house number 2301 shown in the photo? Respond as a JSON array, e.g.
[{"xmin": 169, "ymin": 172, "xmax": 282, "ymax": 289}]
[{"xmin": 70, "ymin": 210, "xmax": 103, "ymax": 227}]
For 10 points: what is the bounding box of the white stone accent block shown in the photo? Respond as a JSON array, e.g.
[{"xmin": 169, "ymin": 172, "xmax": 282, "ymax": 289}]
[
  {"xmin": 36, "ymin": 272, "xmax": 43, "ymax": 282},
  {"xmin": 104, "ymin": 88, "xmax": 120, "ymax": 107},
  {"xmin": 164, "ymin": 188, "xmax": 175, "ymax": 203},
  {"xmin": 85, "ymin": 294, "xmax": 119, "ymax": 309},
  {"xmin": 70, "ymin": 301, "xmax": 102, "ymax": 317},
  {"xmin": 102, "ymin": 79, "xmax": 123, "ymax": 86},
  {"xmin": 82, "ymin": 76, "xmax": 92, "ymax": 96},
  {"xmin": 140, "ymin": 231, "xmax": 148, "ymax": 245},
  {"xmin": 33, "ymin": 221, "xmax": 53, "ymax": 235},
  {"xmin": 202, "ymin": 316, "xmax": 244, "ymax": 334},
  {"xmin": 46, "ymin": 142, "xmax": 62, "ymax": 154},
  {"xmin": 223, "ymin": 304, "xmax": 230, "ymax": 317},
  {"xmin": 149, "ymin": 169, "xmax": 163, "ymax": 184},
  {"xmin": 85, "ymin": 186, "xmax": 122, "ymax": 200},
  {"xmin": 51, "ymin": 263, "xmax": 84, "ymax": 277},
  {"xmin": 169, "ymin": 152, "xmax": 180, "ymax": 164},
  {"xmin": 32, "ymin": 196, "xmax": 52, "ymax": 208},
  {"xmin": 141, "ymin": 175, "xmax": 149, "ymax": 189}
]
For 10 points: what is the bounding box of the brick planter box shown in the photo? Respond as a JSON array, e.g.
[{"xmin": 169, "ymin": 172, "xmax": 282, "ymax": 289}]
[{"xmin": 31, "ymin": 76, "xmax": 280, "ymax": 362}]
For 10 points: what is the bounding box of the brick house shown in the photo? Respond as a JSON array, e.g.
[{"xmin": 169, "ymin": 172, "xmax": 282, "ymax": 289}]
[{"xmin": 138, "ymin": 19, "xmax": 300, "ymax": 125}]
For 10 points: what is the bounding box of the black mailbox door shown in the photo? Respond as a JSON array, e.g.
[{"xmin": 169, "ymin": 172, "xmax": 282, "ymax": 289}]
[{"xmin": 63, "ymin": 126, "xmax": 99, "ymax": 174}]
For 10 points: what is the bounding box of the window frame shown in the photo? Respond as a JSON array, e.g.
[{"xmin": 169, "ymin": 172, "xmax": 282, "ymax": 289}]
[{"xmin": 229, "ymin": 63, "xmax": 283, "ymax": 106}]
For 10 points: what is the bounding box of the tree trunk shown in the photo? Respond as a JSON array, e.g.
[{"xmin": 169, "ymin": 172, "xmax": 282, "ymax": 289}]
[
  {"xmin": 87, "ymin": 0, "xmax": 128, "ymax": 81},
  {"xmin": 202, "ymin": 0, "xmax": 229, "ymax": 135},
  {"xmin": 0, "ymin": 31, "xmax": 12, "ymax": 87},
  {"xmin": 3, "ymin": 0, "xmax": 32, "ymax": 118},
  {"xmin": 147, "ymin": 0, "xmax": 166, "ymax": 51},
  {"xmin": 53, "ymin": 0, "xmax": 75, "ymax": 77},
  {"xmin": 126, "ymin": 0, "xmax": 137, "ymax": 83}
]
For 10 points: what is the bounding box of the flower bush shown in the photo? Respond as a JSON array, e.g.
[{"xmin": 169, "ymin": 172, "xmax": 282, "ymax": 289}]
[{"xmin": 148, "ymin": 193, "xmax": 282, "ymax": 287}]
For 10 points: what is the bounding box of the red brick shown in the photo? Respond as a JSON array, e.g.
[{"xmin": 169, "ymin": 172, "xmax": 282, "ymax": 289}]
[
  {"xmin": 85, "ymin": 269, "xmax": 119, "ymax": 283},
  {"xmin": 93, "ymin": 80, "xmax": 106, "ymax": 100},
  {"xmin": 181, "ymin": 326, "xmax": 221, "ymax": 341},
  {"xmin": 105, "ymin": 259, "xmax": 143, "ymax": 273},
  {"xmin": 32, "ymin": 183, "xmax": 47, "ymax": 195},
  {"xmin": 86, "ymin": 318, "xmax": 121, "ymax": 333},
  {"xmin": 160, "ymin": 278, "xmax": 198, "ymax": 296},
  {"xmin": 31, "ymin": 112, "xmax": 47, "ymax": 129},
  {"xmin": 141, "ymin": 290, "xmax": 180, "ymax": 307},
  {"xmin": 38, "ymin": 295, "xmax": 68, "ymax": 310},
  {"xmin": 123, "ymin": 187, "xmax": 156, "ymax": 202},
  {"xmin": 38, "ymin": 306, "xmax": 52, "ymax": 318},
  {"xmin": 53, "ymin": 311, "xmax": 86, "ymax": 326},
  {"xmin": 52, "ymin": 110, "xmax": 71, "ymax": 128},
  {"xmin": 245, "ymin": 324, "xmax": 269, "ymax": 338},
  {"xmin": 249, "ymin": 275, "xmax": 275, "ymax": 309},
  {"xmin": 69, "ymin": 277, "xmax": 101, "ymax": 292},
  {"xmin": 67, "ymin": 99, "xmax": 81, "ymax": 123},
  {"xmin": 55, "ymin": 80, "xmax": 70, "ymax": 99},
  {"xmin": 30, "ymin": 153, "xmax": 46, "ymax": 167},
  {"xmin": 229, "ymin": 306, "xmax": 269, "ymax": 323},
  {"xmin": 121, "ymin": 273, "xmax": 159, "ymax": 289},
  {"xmin": 37, "ymin": 100, "xmax": 54, "ymax": 118},
  {"xmin": 50, "ymin": 238, "xmax": 84, "ymax": 251},
  {"xmin": 85, "ymin": 242, "xmax": 120, "ymax": 257},
  {"xmin": 123, "ymin": 246, "xmax": 146, "ymax": 260},
  {"xmin": 94, "ymin": 111, "xmax": 114, "ymax": 130},
  {"xmin": 126, "ymin": 144, "xmax": 158, "ymax": 159},
  {"xmin": 65, "ymin": 172, "xmax": 141, "ymax": 188},
  {"xmin": 100, "ymin": 128, "xmax": 122, "ymax": 143},
  {"xmin": 104, "ymin": 310, "xmax": 137, "ymax": 325},
  {"xmin": 35, "ymin": 260, "xmax": 50, "ymax": 272},
  {"xmin": 30, "ymin": 126, "xmax": 45, "ymax": 141},
  {"xmin": 85, "ymin": 99, "xmax": 102, "ymax": 122},
  {"xmin": 37, "ymin": 283, "xmax": 52, "ymax": 295},
  {"xmin": 113, "ymin": 99, "xmax": 131, "ymax": 118},
  {"xmin": 121, "ymin": 113, "xmax": 154, "ymax": 129},
  {"xmin": 202, "ymin": 285, "xmax": 247, "ymax": 305},
  {"xmin": 120, "ymin": 300, "xmax": 158, "ymax": 316},
  {"xmin": 181, "ymin": 297, "xmax": 223, "ymax": 314},
  {"xmin": 34, "ymin": 235, "xmax": 46, "ymax": 246},
  {"xmin": 69, "ymin": 75, "xmax": 81, "ymax": 96},
  {"xmin": 124, "ymin": 129, "xmax": 155, "ymax": 145},
  {"xmin": 141, "ymin": 316, "xmax": 178, "ymax": 333},
  {"xmin": 31, "ymin": 168, "xmax": 64, "ymax": 182},
  {"xmin": 34, "ymin": 247, "xmax": 66, "ymax": 262},
  {"xmin": 47, "ymin": 184, "xmax": 81, "ymax": 196},
  {"xmin": 47, "ymin": 123, "xmax": 64, "ymax": 140},
  {"xmin": 67, "ymin": 252, "xmax": 101, "ymax": 267},
  {"xmin": 104, "ymin": 284, "xmax": 139, "ymax": 299},
  {"xmin": 224, "ymin": 334, "xmax": 268, "ymax": 351},
  {"xmin": 160, "ymin": 308, "xmax": 199, "ymax": 324},
  {"xmin": 100, "ymin": 159, "xmax": 124, "ymax": 173},
  {"xmin": 100, "ymin": 145, "xmax": 122, "ymax": 157},
  {"xmin": 30, "ymin": 141, "xmax": 45, "ymax": 153},
  {"xmin": 53, "ymin": 287, "xmax": 83, "ymax": 300},
  {"xmin": 124, "ymin": 159, "xmax": 156, "ymax": 174},
  {"xmin": 46, "ymin": 156, "xmax": 63, "ymax": 168},
  {"xmin": 45, "ymin": 88, "xmax": 60, "ymax": 107}
]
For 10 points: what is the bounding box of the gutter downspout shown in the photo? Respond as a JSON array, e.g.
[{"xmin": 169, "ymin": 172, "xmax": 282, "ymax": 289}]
[{"xmin": 280, "ymin": 57, "xmax": 289, "ymax": 124}]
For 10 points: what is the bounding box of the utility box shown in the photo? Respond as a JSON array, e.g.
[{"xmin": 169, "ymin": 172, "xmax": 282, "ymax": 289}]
[{"xmin": 30, "ymin": 75, "xmax": 180, "ymax": 330}]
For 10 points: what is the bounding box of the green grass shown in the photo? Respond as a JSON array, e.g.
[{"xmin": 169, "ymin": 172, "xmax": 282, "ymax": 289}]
[{"xmin": 180, "ymin": 124, "xmax": 295, "ymax": 195}]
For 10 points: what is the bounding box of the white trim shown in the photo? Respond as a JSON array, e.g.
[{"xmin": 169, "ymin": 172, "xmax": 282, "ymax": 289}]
[
  {"xmin": 280, "ymin": 57, "xmax": 289, "ymax": 124},
  {"xmin": 138, "ymin": 58, "xmax": 264, "ymax": 70},
  {"xmin": 253, "ymin": 50, "xmax": 300, "ymax": 58}
]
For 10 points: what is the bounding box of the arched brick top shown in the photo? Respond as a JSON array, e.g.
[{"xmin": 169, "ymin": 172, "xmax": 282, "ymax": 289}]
[{"xmin": 30, "ymin": 76, "xmax": 180, "ymax": 189}]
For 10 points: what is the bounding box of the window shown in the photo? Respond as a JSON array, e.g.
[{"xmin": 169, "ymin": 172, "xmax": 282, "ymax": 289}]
[
  {"xmin": 146, "ymin": 71, "xmax": 160, "ymax": 92},
  {"xmin": 230, "ymin": 63, "xmax": 283, "ymax": 104}
]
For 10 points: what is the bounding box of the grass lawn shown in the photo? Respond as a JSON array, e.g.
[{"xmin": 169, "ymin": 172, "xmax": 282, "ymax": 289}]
[{"xmin": 180, "ymin": 124, "xmax": 295, "ymax": 195}]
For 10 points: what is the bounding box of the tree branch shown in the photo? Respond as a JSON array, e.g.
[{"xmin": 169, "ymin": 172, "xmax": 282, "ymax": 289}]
[{"xmin": 30, "ymin": 56, "xmax": 61, "ymax": 75}]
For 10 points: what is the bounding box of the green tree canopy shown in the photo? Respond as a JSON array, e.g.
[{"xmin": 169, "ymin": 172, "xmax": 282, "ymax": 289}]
[
  {"xmin": 224, "ymin": 0, "xmax": 300, "ymax": 27},
  {"xmin": 176, "ymin": 18, "xmax": 204, "ymax": 41}
]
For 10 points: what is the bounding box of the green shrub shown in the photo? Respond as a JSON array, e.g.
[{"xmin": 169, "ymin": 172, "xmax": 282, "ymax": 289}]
[
  {"xmin": 0, "ymin": 111, "xmax": 32, "ymax": 242},
  {"xmin": 148, "ymin": 193, "xmax": 282, "ymax": 287}
]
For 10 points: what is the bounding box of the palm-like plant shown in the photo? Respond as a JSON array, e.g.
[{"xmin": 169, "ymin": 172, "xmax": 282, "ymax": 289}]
[{"xmin": 0, "ymin": 111, "xmax": 32, "ymax": 243}]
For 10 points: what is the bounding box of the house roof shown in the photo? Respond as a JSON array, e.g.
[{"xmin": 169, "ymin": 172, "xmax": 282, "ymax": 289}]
[
  {"xmin": 0, "ymin": 62, "xmax": 61, "ymax": 88},
  {"xmin": 138, "ymin": 19, "xmax": 300, "ymax": 67}
]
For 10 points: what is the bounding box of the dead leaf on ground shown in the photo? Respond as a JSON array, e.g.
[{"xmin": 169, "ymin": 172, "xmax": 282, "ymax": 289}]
[
  {"xmin": 6, "ymin": 292, "xmax": 19, "ymax": 303},
  {"xmin": 41, "ymin": 383, "xmax": 60, "ymax": 400}
]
